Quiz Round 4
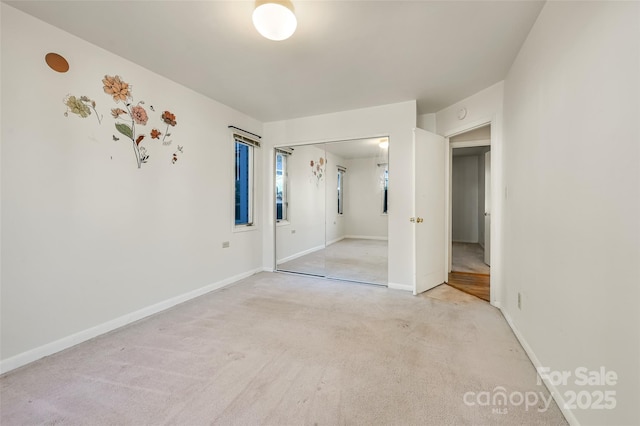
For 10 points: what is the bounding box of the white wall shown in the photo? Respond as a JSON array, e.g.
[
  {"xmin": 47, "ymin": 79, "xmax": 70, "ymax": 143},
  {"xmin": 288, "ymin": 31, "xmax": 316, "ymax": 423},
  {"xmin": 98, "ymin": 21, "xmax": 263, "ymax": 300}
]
[
  {"xmin": 417, "ymin": 113, "xmax": 436, "ymax": 133},
  {"xmin": 436, "ymin": 82, "xmax": 503, "ymax": 137},
  {"xmin": 1, "ymin": 5, "xmax": 263, "ymax": 369},
  {"xmin": 502, "ymin": 2, "xmax": 639, "ymax": 424},
  {"xmin": 262, "ymin": 101, "xmax": 416, "ymax": 289},
  {"xmin": 452, "ymin": 156, "xmax": 479, "ymax": 243},
  {"xmin": 344, "ymin": 157, "xmax": 388, "ymax": 239},
  {"xmin": 275, "ymin": 144, "xmax": 326, "ymax": 262}
]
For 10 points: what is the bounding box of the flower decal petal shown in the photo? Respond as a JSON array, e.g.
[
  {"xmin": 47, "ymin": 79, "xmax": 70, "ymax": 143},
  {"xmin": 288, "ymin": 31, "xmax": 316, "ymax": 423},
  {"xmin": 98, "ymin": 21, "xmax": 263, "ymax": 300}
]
[
  {"xmin": 102, "ymin": 75, "xmax": 130, "ymax": 102},
  {"xmin": 64, "ymin": 95, "xmax": 91, "ymax": 118},
  {"xmin": 161, "ymin": 111, "xmax": 177, "ymax": 126},
  {"xmin": 131, "ymin": 105, "xmax": 148, "ymax": 125},
  {"xmin": 111, "ymin": 108, "xmax": 127, "ymax": 118}
]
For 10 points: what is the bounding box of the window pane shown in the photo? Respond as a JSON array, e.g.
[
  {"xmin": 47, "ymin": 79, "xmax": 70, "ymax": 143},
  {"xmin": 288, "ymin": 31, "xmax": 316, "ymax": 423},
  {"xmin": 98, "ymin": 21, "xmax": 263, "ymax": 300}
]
[
  {"xmin": 275, "ymin": 152, "xmax": 286, "ymax": 221},
  {"xmin": 383, "ymin": 168, "xmax": 388, "ymax": 214},
  {"xmin": 337, "ymin": 170, "xmax": 344, "ymax": 215},
  {"xmin": 235, "ymin": 142, "xmax": 251, "ymax": 225}
]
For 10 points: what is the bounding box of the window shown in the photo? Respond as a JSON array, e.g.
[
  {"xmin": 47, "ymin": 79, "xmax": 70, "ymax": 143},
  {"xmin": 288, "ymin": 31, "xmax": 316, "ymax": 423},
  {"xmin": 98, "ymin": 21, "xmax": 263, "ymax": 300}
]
[
  {"xmin": 383, "ymin": 167, "xmax": 389, "ymax": 214},
  {"xmin": 275, "ymin": 150, "xmax": 289, "ymax": 222},
  {"xmin": 234, "ymin": 133, "xmax": 259, "ymax": 227},
  {"xmin": 337, "ymin": 167, "xmax": 345, "ymax": 215}
]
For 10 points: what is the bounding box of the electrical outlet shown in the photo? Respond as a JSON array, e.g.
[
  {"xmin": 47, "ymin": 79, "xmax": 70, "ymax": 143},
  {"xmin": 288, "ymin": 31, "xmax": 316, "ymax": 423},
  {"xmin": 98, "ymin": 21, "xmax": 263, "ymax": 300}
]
[
  {"xmin": 517, "ymin": 293, "xmax": 522, "ymax": 310},
  {"xmin": 222, "ymin": 241, "xmax": 230, "ymax": 248}
]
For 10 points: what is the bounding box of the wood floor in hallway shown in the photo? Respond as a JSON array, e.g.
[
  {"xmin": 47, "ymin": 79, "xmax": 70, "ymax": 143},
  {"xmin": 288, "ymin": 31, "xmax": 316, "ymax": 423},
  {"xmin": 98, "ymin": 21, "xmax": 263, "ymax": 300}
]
[{"xmin": 447, "ymin": 271, "xmax": 490, "ymax": 302}]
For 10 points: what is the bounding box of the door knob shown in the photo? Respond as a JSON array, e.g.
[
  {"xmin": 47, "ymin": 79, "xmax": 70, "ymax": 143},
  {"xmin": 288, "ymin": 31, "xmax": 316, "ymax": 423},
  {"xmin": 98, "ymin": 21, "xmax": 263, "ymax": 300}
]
[
  {"xmin": 409, "ymin": 217, "xmax": 416, "ymax": 223},
  {"xmin": 416, "ymin": 217, "xmax": 424, "ymax": 223}
]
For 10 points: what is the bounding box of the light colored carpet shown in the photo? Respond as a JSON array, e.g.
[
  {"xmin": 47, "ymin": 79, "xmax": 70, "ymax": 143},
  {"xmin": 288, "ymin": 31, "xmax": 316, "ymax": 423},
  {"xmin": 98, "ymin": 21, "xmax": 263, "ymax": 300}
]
[
  {"xmin": 0, "ymin": 272, "xmax": 567, "ymax": 425},
  {"xmin": 452, "ymin": 242, "xmax": 490, "ymax": 274},
  {"xmin": 278, "ymin": 238, "xmax": 388, "ymax": 285},
  {"xmin": 277, "ymin": 247, "xmax": 326, "ymax": 277}
]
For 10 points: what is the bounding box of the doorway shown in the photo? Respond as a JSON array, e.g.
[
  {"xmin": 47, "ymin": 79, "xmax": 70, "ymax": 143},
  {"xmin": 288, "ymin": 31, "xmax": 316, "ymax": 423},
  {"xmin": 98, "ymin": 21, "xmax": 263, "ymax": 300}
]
[{"xmin": 447, "ymin": 125, "xmax": 491, "ymax": 301}]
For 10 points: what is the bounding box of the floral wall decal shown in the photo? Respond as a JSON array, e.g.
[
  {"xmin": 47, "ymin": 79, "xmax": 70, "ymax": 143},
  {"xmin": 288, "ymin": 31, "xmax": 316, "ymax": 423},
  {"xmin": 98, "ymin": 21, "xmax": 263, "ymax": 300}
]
[
  {"xmin": 310, "ymin": 157, "xmax": 325, "ymax": 185},
  {"xmin": 64, "ymin": 95, "xmax": 102, "ymax": 123},
  {"xmin": 63, "ymin": 74, "xmax": 184, "ymax": 168},
  {"xmin": 104, "ymin": 74, "xmax": 175, "ymax": 168},
  {"xmin": 160, "ymin": 111, "xmax": 177, "ymax": 145},
  {"xmin": 172, "ymin": 145, "xmax": 184, "ymax": 164}
]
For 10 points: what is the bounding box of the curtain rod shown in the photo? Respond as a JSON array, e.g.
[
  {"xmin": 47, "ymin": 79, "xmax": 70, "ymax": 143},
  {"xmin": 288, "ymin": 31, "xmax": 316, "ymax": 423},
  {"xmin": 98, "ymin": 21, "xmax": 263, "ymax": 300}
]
[{"xmin": 228, "ymin": 126, "xmax": 261, "ymax": 139}]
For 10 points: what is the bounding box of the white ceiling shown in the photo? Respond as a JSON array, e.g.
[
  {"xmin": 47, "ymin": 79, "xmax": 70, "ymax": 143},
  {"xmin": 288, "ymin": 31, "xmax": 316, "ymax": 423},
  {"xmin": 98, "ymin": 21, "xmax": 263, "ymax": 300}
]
[{"xmin": 6, "ymin": 1, "xmax": 545, "ymax": 122}]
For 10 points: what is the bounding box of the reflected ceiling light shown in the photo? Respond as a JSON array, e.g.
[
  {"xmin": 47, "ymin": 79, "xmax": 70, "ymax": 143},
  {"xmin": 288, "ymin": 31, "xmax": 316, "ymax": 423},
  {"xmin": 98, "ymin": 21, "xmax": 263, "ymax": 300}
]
[
  {"xmin": 253, "ymin": 0, "xmax": 297, "ymax": 41},
  {"xmin": 379, "ymin": 139, "xmax": 389, "ymax": 149}
]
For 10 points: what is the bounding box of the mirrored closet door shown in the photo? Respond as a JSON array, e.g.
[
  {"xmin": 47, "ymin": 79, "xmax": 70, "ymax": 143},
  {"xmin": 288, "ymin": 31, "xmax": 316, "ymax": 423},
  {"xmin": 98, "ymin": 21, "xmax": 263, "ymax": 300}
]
[{"xmin": 275, "ymin": 137, "xmax": 389, "ymax": 286}]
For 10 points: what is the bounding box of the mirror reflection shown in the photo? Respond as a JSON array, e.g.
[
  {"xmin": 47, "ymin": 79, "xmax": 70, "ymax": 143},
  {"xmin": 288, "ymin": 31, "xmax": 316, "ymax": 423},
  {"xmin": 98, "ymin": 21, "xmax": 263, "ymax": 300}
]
[{"xmin": 275, "ymin": 137, "xmax": 389, "ymax": 285}]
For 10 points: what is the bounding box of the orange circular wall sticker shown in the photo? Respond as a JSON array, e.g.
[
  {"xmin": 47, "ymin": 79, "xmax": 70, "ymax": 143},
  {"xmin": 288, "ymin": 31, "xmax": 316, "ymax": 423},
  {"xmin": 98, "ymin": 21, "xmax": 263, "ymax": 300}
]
[{"xmin": 45, "ymin": 53, "xmax": 69, "ymax": 73}]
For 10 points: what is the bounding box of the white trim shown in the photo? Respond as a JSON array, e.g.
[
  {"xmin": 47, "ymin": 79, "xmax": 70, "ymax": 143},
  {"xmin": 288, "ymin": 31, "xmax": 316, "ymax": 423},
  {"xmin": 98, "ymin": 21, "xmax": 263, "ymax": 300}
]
[
  {"xmin": 325, "ymin": 236, "xmax": 346, "ymax": 246},
  {"xmin": 388, "ymin": 282, "xmax": 412, "ymax": 292},
  {"xmin": 343, "ymin": 235, "xmax": 388, "ymax": 241},
  {"xmin": 0, "ymin": 268, "xmax": 263, "ymax": 374},
  {"xmin": 444, "ymin": 114, "xmax": 503, "ymax": 308},
  {"xmin": 501, "ymin": 309, "xmax": 578, "ymax": 426},
  {"xmin": 444, "ymin": 116, "xmax": 493, "ymax": 138},
  {"xmin": 232, "ymin": 224, "xmax": 259, "ymax": 233},
  {"xmin": 450, "ymin": 139, "xmax": 491, "ymax": 149},
  {"xmin": 274, "ymin": 133, "xmax": 391, "ymax": 150},
  {"xmin": 276, "ymin": 244, "xmax": 325, "ymax": 264}
]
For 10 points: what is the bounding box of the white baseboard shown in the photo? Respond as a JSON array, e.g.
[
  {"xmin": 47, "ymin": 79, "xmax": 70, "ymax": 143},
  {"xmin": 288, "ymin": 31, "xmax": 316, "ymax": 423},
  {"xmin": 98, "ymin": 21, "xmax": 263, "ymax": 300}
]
[
  {"xmin": 500, "ymin": 309, "xmax": 578, "ymax": 426},
  {"xmin": 388, "ymin": 282, "xmax": 412, "ymax": 292},
  {"xmin": 325, "ymin": 236, "xmax": 346, "ymax": 246},
  {"xmin": 0, "ymin": 267, "xmax": 263, "ymax": 375},
  {"xmin": 344, "ymin": 235, "xmax": 388, "ymax": 241},
  {"xmin": 276, "ymin": 244, "xmax": 325, "ymax": 264}
]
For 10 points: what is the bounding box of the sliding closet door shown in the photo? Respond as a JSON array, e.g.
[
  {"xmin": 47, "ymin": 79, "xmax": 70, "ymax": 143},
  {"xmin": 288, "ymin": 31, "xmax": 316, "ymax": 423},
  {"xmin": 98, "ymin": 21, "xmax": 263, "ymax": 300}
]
[
  {"xmin": 324, "ymin": 139, "xmax": 389, "ymax": 285},
  {"xmin": 275, "ymin": 144, "xmax": 326, "ymax": 277}
]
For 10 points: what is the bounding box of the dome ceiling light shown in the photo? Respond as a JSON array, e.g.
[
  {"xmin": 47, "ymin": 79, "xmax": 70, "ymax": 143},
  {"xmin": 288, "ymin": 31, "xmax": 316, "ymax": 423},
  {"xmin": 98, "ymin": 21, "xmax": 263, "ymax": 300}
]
[{"xmin": 252, "ymin": 0, "xmax": 297, "ymax": 41}]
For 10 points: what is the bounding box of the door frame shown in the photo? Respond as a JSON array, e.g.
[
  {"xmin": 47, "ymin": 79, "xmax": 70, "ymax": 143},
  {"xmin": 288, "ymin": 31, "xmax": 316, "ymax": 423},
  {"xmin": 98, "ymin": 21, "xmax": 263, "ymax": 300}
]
[
  {"xmin": 443, "ymin": 116, "xmax": 502, "ymax": 307},
  {"xmin": 448, "ymin": 139, "xmax": 491, "ymax": 272}
]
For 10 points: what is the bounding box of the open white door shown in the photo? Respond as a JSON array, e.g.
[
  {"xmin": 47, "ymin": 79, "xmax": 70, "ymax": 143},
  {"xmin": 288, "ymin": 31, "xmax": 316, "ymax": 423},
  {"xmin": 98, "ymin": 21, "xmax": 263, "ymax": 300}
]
[
  {"xmin": 484, "ymin": 151, "xmax": 491, "ymax": 266},
  {"xmin": 413, "ymin": 128, "xmax": 446, "ymax": 295}
]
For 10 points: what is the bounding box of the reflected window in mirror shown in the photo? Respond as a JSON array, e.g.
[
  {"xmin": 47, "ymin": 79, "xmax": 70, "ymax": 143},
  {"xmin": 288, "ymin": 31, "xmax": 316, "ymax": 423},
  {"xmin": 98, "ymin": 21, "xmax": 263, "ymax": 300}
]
[
  {"xmin": 337, "ymin": 166, "xmax": 345, "ymax": 215},
  {"xmin": 382, "ymin": 166, "xmax": 389, "ymax": 214},
  {"xmin": 275, "ymin": 150, "xmax": 289, "ymax": 222}
]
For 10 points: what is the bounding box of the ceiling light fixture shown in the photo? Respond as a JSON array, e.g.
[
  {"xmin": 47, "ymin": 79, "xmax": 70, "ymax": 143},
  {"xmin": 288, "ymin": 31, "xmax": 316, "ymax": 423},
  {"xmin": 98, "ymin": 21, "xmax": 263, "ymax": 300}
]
[{"xmin": 253, "ymin": 0, "xmax": 297, "ymax": 41}]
